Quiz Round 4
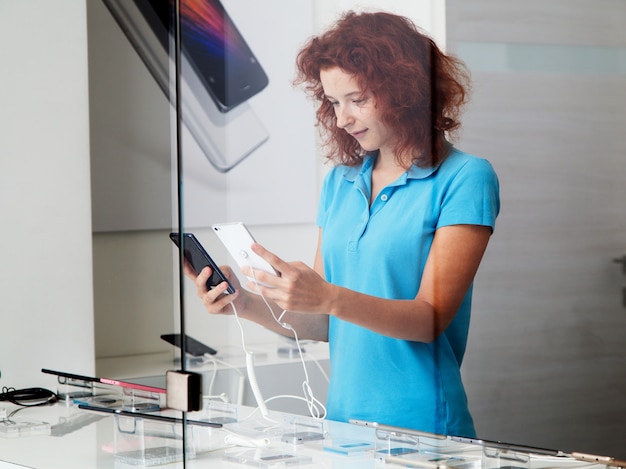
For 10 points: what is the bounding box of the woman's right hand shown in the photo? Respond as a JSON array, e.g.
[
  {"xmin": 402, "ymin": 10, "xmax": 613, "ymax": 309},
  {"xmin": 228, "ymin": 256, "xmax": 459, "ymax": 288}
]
[{"xmin": 183, "ymin": 262, "xmax": 245, "ymax": 316}]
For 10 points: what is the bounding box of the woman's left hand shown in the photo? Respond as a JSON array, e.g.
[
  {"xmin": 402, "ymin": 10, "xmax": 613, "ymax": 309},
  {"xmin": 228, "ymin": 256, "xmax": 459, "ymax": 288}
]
[{"xmin": 241, "ymin": 243, "xmax": 332, "ymax": 314}]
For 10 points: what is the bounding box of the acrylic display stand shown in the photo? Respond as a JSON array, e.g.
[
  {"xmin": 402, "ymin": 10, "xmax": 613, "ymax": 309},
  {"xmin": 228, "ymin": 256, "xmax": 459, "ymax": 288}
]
[{"xmin": 113, "ymin": 413, "xmax": 195, "ymax": 467}]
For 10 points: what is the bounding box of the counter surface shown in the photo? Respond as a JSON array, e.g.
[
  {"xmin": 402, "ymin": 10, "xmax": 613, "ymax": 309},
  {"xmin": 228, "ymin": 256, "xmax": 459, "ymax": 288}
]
[{"xmin": 0, "ymin": 399, "xmax": 617, "ymax": 469}]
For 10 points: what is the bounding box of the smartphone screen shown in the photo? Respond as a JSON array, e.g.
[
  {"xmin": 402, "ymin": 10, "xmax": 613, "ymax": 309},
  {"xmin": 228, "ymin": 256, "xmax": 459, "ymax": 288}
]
[
  {"xmin": 142, "ymin": 0, "xmax": 268, "ymax": 112},
  {"xmin": 170, "ymin": 232, "xmax": 235, "ymax": 294}
]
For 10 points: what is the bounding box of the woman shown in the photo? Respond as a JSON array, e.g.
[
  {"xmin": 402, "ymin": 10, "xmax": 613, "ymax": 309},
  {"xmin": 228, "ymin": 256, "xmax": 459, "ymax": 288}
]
[{"xmin": 188, "ymin": 11, "xmax": 499, "ymax": 438}]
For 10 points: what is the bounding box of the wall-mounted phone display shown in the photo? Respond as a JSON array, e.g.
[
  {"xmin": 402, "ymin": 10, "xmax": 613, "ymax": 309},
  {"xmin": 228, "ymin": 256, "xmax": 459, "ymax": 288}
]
[
  {"xmin": 177, "ymin": 0, "xmax": 269, "ymax": 112},
  {"xmin": 103, "ymin": 0, "xmax": 269, "ymax": 172},
  {"xmin": 138, "ymin": 0, "xmax": 269, "ymax": 112}
]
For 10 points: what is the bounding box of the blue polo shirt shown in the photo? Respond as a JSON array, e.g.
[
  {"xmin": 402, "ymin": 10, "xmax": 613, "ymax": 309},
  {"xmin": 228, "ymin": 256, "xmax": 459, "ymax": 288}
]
[{"xmin": 316, "ymin": 148, "xmax": 500, "ymax": 437}]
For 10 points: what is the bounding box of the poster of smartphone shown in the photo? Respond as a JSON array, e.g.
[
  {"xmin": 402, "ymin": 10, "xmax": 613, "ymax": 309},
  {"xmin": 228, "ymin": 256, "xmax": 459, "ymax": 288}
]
[
  {"xmin": 102, "ymin": 0, "xmax": 269, "ymax": 172},
  {"xmin": 91, "ymin": 0, "xmax": 318, "ymax": 231},
  {"xmin": 177, "ymin": 0, "xmax": 269, "ymax": 112}
]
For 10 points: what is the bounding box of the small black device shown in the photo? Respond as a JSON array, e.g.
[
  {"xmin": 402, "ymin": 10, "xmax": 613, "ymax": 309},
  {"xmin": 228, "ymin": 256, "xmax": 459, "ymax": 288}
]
[
  {"xmin": 170, "ymin": 232, "xmax": 235, "ymax": 294},
  {"xmin": 160, "ymin": 333, "xmax": 218, "ymax": 356}
]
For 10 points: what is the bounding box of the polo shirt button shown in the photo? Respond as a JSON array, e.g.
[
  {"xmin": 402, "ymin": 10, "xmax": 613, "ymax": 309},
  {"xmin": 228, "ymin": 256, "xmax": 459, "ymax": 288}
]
[{"xmin": 381, "ymin": 194, "xmax": 389, "ymax": 201}]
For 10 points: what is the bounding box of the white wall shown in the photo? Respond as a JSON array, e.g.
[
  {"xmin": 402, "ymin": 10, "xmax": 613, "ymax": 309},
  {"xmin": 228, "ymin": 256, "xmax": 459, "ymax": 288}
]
[{"xmin": 0, "ymin": 1, "xmax": 95, "ymax": 389}]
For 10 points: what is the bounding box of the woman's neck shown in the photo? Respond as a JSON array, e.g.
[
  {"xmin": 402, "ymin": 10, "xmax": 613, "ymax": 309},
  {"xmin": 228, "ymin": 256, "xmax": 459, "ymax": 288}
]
[{"xmin": 370, "ymin": 152, "xmax": 408, "ymax": 204}]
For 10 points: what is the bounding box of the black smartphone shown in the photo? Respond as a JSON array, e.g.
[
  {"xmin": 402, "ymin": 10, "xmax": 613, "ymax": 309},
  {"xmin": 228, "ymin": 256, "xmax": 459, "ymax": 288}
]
[
  {"xmin": 126, "ymin": 0, "xmax": 268, "ymax": 112},
  {"xmin": 169, "ymin": 232, "xmax": 235, "ymax": 294},
  {"xmin": 160, "ymin": 333, "xmax": 217, "ymax": 356}
]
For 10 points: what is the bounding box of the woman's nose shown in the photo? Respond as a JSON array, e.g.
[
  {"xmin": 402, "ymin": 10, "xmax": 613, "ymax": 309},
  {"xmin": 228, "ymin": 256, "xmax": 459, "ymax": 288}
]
[{"xmin": 335, "ymin": 106, "xmax": 353, "ymax": 129}]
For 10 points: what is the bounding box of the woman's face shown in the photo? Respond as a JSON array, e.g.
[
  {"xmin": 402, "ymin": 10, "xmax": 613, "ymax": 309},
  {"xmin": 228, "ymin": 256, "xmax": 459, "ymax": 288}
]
[{"xmin": 320, "ymin": 67, "xmax": 396, "ymax": 157}]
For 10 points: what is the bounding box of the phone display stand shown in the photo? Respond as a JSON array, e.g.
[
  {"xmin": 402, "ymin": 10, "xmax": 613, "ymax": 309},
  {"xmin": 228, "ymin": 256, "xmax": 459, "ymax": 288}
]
[
  {"xmin": 54, "ymin": 375, "xmax": 96, "ymax": 402},
  {"xmin": 374, "ymin": 426, "xmax": 420, "ymax": 459},
  {"xmin": 375, "ymin": 425, "xmax": 466, "ymax": 459},
  {"xmin": 280, "ymin": 415, "xmax": 326, "ymax": 446},
  {"xmin": 372, "ymin": 425, "xmax": 486, "ymax": 467},
  {"xmin": 222, "ymin": 448, "xmax": 312, "ymax": 468},
  {"xmin": 189, "ymin": 403, "xmax": 234, "ymax": 454},
  {"xmin": 120, "ymin": 387, "xmax": 162, "ymax": 413},
  {"xmin": 0, "ymin": 418, "xmax": 51, "ymax": 439},
  {"xmin": 322, "ymin": 437, "xmax": 374, "ymax": 457},
  {"xmin": 482, "ymin": 444, "xmax": 530, "ymax": 469},
  {"xmin": 73, "ymin": 394, "xmax": 123, "ymax": 409},
  {"xmin": 50, "ymin": 408, "xmax": 106, "ymax": 437},
  {"xmin": 113, "ymin": 413, "xmax": 196, "ymax": 466},
  {"xmin": 386, "ymin": 450, "xmax": 483, "ymax": 469},
  {"xmin": 200, "ymin": 399, "xmax": 238, "ymax": 425}
]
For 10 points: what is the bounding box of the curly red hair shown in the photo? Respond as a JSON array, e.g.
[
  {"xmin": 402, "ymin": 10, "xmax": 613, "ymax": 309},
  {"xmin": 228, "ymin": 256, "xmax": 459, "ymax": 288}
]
[{"xmin": 294, "ymin": 11, "xmax": 470, "ymax": 167}]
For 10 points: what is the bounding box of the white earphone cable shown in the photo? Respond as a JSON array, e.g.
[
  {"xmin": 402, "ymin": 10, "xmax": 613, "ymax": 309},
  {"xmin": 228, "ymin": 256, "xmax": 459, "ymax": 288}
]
[{"xmin": 236, "ymin": 262, "xmax": 327, "ymax": 421}]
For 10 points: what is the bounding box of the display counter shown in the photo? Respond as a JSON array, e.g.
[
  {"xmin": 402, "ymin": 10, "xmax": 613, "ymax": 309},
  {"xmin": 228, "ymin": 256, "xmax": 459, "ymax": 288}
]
[{"xmin": 0, "ymin": 397, "xmax": 623, "ymax": 469}]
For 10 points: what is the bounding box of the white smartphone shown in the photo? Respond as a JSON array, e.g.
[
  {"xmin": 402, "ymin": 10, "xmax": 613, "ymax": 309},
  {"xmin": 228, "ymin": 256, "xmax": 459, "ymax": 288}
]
[
  {"xmin": 211, "ymin": 222, "xmax": 278, "ymax": 286},
  {"xmin": 102, "ymin": 0, "xmax": 269, "ymax": 172}
]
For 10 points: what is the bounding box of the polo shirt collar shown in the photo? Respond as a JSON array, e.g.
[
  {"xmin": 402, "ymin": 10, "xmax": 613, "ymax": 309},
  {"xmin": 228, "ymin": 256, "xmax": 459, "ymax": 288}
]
[{"xmin": 341, "ymin": 152, "xmax": 439, "ymax": 183}]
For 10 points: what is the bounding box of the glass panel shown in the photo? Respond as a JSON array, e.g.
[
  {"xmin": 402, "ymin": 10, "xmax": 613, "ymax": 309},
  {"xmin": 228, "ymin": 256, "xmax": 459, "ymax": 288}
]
[
  {"xmin": 87, "ymin": 0, "xmax": 183, "ymax": 463},
  {"xmin": 175, "ymin": 0, "xmax": 319, "ymax": 464}
]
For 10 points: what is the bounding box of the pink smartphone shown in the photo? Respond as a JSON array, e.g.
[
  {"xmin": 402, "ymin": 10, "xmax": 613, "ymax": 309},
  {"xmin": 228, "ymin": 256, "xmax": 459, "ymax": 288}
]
[{"xmin": 42, "ymin": 368, "xmax": 165, "ymax": 394}]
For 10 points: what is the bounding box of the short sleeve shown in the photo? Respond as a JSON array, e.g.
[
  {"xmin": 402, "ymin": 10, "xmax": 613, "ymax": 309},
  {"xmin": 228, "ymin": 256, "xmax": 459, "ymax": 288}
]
[{"xmin": 437, "ymin": 157, "xmax": 500, "ymax": 231}]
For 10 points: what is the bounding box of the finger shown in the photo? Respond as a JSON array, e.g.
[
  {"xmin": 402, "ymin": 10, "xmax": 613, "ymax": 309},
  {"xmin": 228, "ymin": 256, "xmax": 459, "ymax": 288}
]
[
  {"xmin": 244, "ymin": 278, "xmax": 265, "ymax": 295},
  {"xmin": 250, "ymin": 243, "xmax": 286, "ymax": 275},
  {"xmin": 244, "ymin": 281, "xmax": 283, "ymax": 309},
  {"xmin": 243, "ymin": 268, "xmax": 280, "ymax": 289},
  {"xmin": 202, "ymin": 282, "xmax": 237, "ymax": 311},
  {"xmin": 195, "ymin": 266, "xmax": 213, "ymax": 294},
  {"xmin": 205, "ymin": 281, "xmax": 233, "ymax": 301},
  {"xmin": 218, "ymin": 265, "xmax": 237, "ymax": 282}
]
